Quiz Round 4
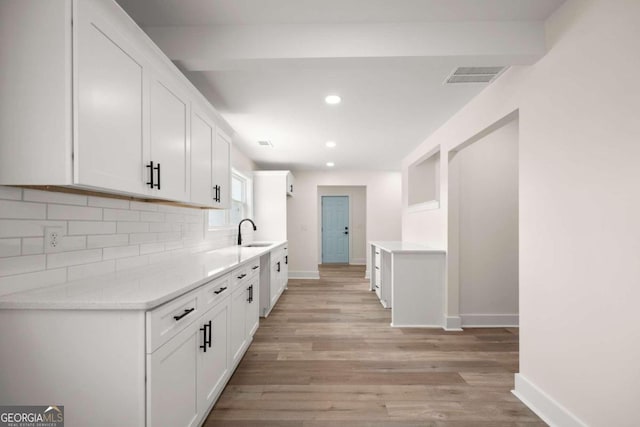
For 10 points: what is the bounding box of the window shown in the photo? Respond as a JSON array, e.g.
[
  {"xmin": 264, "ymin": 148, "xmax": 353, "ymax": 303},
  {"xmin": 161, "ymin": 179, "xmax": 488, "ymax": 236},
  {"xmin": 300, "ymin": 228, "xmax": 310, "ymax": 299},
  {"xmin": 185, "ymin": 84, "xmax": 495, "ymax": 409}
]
[{"xmin": 208, "ymin": 169, "xmax": 253, "ymax": 228}]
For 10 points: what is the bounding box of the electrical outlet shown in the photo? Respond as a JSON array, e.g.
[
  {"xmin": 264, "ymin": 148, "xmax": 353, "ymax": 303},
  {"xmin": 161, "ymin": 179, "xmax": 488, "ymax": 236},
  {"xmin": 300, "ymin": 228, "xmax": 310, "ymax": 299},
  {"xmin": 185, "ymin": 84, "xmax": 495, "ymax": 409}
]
[{"xmin": 45, "ymin": 226, "xmax": 65, "ymax": 253}]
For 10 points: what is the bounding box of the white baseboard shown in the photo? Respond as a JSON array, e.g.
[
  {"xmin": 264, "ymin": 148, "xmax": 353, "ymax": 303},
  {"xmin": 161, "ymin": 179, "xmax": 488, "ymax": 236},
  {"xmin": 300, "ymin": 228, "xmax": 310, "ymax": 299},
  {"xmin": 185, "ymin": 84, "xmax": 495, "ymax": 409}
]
[
  {"xmin": 288, "ymin": 271, "xmax": 320, "ymax": 280},
  {"xmin": 513, "ymin": 374, "xmax": 586, "ymax": 427},
  {"xmin": 444, "ymin": 316, "xmax": 462, "ymax": 331},
  {"xmin": 461, "ymin": 313, "xmax": 519, "ymax": 327}
]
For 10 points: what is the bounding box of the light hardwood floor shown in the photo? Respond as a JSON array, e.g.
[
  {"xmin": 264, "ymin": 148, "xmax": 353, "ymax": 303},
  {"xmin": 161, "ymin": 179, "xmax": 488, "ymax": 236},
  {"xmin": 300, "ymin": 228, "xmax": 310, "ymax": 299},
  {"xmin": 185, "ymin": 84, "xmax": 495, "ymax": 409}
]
[{"xmin": 204, "ymin": 264, "xmax": 545, "ymax": 426}]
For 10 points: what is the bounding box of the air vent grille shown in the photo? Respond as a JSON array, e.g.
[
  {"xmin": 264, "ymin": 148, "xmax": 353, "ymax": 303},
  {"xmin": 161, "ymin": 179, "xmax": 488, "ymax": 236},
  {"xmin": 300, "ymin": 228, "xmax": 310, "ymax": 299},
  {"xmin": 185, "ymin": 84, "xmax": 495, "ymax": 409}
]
[
  {"xmin": 257, "ymin": 140, "xmax": 273, "ymax": 148},
  {"xmin": 445, "ymin": 66, "xmax": 505, "ymax": 84}
]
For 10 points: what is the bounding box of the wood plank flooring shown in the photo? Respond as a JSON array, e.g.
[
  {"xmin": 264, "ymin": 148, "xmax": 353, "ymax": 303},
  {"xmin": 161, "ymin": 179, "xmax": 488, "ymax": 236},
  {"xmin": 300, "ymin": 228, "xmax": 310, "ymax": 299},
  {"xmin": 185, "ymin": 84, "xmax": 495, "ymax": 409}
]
[{"xmin": 204, "ymin": 264, "xmax": 545, "ymax": 426}]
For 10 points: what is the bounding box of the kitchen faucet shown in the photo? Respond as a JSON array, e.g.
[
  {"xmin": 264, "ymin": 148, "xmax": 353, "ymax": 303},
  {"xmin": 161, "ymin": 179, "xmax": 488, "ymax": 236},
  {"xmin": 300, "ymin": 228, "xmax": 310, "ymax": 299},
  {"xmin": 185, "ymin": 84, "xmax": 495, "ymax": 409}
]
[{"xmin": 237, "ymin": 218, "xmax": 257, "ymax": 245}]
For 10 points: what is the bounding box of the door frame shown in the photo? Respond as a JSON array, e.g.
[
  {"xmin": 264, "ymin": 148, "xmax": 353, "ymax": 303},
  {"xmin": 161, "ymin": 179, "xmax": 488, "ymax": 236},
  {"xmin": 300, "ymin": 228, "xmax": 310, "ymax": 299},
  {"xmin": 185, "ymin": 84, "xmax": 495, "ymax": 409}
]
[{"xmin": 320, "ymin": 195, "xmax": 351, "ymax": 264}]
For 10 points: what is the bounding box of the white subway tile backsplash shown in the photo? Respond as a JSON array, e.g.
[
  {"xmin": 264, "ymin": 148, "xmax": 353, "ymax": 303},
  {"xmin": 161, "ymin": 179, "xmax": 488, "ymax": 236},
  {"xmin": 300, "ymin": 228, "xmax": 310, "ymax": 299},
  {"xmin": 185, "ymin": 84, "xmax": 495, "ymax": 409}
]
[
  {"xmin": 22, "ymin": 237, "xmax": 44, "ymax": 255},
  {"xmin": 129, "ymin": 233, "xmax": 158, "ymax": 244},
  {"xmin": 87, "ymin": 234, "xmax": 129, "ymax": 249},
  {"xmin": 68, "ymin": 221, "xmax": 116, "ymax": 236},
  {"xmin": 149, "ymin": 222, "xmax": 172, "ymax": 233},
  {"xmin": 47, "ymin": 249, "xmax": 102, "ymax": 269},
  {"xmin": 103, "ymin": 245, "xmax": 139, "ymax": 260},
  {"xmin": 140, "ymin": 212, "xmax": 164, "ymax": 222},
  {"xmin": 0, "ymin": 200, "xmax": 47, "ymax": 219},
  {"xmin": 88, "ymin": 196, "xmax": 129, "ymax": 209},
  {"xmin": 24, "ymin": 189, "xmax": 87, "ymax": 206},
  {"xmin": 0, "ymin": 186, "xmax": 22, "ymax": 201},
  {"xmin": 0, "ymin": 239, "xmax": 21, "ymax": 257},
  {"xmin": 139, "ymin": 242, "xmax": 165, "ymax": 255},
  {"xmin": 0, "ymin": 255, "xmax": 46, "ymax": 277},
  {"xmin": 0, "ymin": 189, "xmax": 239, "ymax": 296},
  {"xmin": 165, "ymin": 213, "xmax": 186, "ymax": 223},
  {"xmin": 54, "ymin": 236, "xmax": 87, "ymax": 253},
  {"xmin": 0, "ymin": 220, "xmax": 66, "ymax": 238},
  {"xmin": 130, "ymin": 201, "xmax": 158, "ymax": 212},
  {"xmin": 0, "ymin": 268, "xmax": 67, "ymax": 296},
  {"xmin": 48, "ymin": 204, "xmax": 102, "ymax": 221},
  {"xmin": 104, "ymin": 208, "xmax": 139, "ymax": 221},
  {"xmin": 158, "ymin": 232, "xmax": 181, "ymax": 242},
  {"xmin": 67, "ymin": 260, "xmax": 115, "ymax": 282},
  {"xmin": 116, "ymin": 221, "xmax": 150, "ymax": 234}
]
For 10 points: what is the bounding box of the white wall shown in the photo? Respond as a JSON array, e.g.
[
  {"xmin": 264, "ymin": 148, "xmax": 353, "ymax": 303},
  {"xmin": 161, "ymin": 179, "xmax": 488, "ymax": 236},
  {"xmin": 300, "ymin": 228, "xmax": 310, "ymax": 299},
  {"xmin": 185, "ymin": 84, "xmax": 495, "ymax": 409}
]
[
  {"xmin": 318, "ymin": 186, "xmax": 366, "ymax": 264},
  {"xmin": 288, "ymin": 171, "xmax": 401, "ymax": 278},
  {"xmin": 401, "ymin": 1, "xmax": 640, "ymax": 425},
  {"xmin": 455, "ymin": 119, "xmax": 519, "ymax": 326}
]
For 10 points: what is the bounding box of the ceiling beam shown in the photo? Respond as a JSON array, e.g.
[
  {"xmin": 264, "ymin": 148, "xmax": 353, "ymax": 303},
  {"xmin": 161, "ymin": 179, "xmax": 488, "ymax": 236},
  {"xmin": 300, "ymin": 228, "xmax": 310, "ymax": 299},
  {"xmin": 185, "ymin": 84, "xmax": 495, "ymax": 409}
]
[{"xmin": 143, "ymin": 21, "xmax": 546, "ymax": 71}]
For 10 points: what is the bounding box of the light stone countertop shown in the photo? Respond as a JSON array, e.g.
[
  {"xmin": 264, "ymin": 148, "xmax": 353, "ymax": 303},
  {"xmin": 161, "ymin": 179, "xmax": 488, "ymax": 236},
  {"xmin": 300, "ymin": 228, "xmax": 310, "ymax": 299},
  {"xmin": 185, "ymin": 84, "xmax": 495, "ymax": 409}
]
[
  {"xmin": 370, "ymin": 241, "xmax": 446, "ymax": 254},
  {"xmin": 0, "ymin": 241, "xmax": 286, "ymax": 311}
]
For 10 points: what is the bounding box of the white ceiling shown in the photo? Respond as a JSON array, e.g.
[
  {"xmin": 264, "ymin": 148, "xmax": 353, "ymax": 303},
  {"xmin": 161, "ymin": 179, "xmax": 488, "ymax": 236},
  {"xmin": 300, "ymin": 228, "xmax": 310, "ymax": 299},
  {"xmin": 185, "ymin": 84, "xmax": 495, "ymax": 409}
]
[{"xmin": 116, "ymin": 0, "xmax": 566, "ymax": 171}]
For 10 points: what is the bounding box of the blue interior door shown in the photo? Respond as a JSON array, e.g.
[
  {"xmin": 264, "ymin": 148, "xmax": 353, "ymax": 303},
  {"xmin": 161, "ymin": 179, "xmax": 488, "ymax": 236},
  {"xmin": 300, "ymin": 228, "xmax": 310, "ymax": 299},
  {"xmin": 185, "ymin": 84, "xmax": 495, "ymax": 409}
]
[{"xmin": 322, "ymin": 196, "xmax": 349, "ymax": 264}]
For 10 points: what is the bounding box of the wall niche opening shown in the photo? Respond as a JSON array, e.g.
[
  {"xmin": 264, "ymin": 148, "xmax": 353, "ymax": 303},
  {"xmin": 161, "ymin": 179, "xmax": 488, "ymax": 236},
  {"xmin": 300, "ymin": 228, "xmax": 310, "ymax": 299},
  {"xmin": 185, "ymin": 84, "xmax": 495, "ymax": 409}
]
[{"xmin": 408, "ymin": 149, "xmax": 440, "ymax": 210}]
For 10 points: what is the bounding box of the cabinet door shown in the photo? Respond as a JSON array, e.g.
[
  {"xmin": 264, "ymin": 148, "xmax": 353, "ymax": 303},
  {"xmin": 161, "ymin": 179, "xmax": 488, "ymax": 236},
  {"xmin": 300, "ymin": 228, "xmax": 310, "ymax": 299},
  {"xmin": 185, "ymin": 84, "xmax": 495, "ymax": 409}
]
[
  {"xmin": 198, "ymin": 301, "xmax": 229, "ymax": 414},
  {"xmin": 245, "ymin": 280, "xmax": 260, "ymax": 337},
  {"xmin": 190, "ymin": 109, "xmax": 215, "ymax": 207},
  {"xmin": 229, "ymin": 286, "xmax": 248, "ymax": 366},
  {"xmin": 270, "ymin": 258, "xmax": 281, "ymax": 308},
  {"xmin": 213, "ymin": 128, "xmax": 231, "ymax": 209},
  {"xmin": 147, "ymin": 321, "xmax": 199, "ymax": 427},
  {"xmin": 149, "ymin": 74, "xmax": 190, "ymax": 201},
  {"xmin": 75, "ymin": 0, "xmax": 148, "ymax": 194}
]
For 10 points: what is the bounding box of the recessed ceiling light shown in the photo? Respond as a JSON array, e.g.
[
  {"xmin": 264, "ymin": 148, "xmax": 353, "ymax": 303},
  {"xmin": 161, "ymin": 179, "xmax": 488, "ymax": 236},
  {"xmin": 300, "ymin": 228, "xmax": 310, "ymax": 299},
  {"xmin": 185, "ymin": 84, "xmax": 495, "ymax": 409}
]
[
  {"xmin": 326, "ymin": 162, "xmax": 335, "ymax": 167},
  {"xmin": 325, "ymin": 141, "xmax": 337, "ymax": 148},
  {"xmin": 325, "ymin": 95, "xmax": 341, "ymax": 105}
]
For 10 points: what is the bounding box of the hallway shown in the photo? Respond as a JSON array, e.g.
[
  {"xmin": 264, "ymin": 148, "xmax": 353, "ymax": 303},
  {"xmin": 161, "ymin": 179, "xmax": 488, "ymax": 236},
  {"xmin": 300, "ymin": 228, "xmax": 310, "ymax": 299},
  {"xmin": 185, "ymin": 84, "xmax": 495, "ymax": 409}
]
[{"xmin": 204, "ymin": 265, "xmax": 544, "ymax": 426}]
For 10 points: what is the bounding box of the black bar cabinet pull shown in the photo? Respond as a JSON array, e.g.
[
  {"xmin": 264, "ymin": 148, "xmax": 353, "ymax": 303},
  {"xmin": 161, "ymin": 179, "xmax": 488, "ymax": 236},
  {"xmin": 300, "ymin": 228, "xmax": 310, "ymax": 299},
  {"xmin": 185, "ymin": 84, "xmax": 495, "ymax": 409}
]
[
  {"xmin": 146, "ymin": 161, "xmax": 154, "ymax": 188},
  {"xmin": 174, "ymin": 307, "xmax": 195, "ymax": 321},
  {"xmin": 290, "ymin": 184, "xmax": 293, "ymax": 193},
  {"xmin": 237, "ymin": 273, "xmax": 246, "ymax": 279},
  {"xmin": 199, "ymin": 323, "xmax": 208, "ymax": 352},
  {"xmin": 276, "ymin": 261, "xmax": 280, "ymax": 272},
  {"xmin": 252, "ymin": 265, "xmax": 259, "ymax": 270},
  {"xmin": 247, "ymin": 285, "xmax": 253, "ymax": 302},
  {"xmin": 155, "ymin": 163, "xmax": 161, "ymax": 189},
  {"xmin": 285, "ymin": 255, "xmax": 288, "ymax": 265},
  {"xmin": 214, "ymin": 286, "xmax": 227, "ymax": 295},
  {"xmin": 207, "ymin": 320, "xmax": 212, "ymax": 348}
]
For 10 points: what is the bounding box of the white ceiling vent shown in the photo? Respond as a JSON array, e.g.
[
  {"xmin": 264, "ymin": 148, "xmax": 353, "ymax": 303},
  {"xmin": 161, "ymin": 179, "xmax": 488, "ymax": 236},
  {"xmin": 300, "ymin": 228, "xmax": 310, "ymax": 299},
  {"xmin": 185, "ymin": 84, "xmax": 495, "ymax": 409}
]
[
  {"xmin": 257, "ymin": 140, "xmax": 274, "ymax": 148},
  {"xmin": 445, "ymin": 66, "xmax": 506, "ymax": 84}
]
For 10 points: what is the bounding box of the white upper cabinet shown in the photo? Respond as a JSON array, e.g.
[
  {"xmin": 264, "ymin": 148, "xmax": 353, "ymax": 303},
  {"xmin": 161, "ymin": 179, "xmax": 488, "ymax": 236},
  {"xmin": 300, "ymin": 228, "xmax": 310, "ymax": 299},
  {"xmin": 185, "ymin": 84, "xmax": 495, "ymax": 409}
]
[
  {"xmin": 75, "ymin": 0, "xmax": 148, "ymax": 195},
  {"xmin": 213, "ymin": 128, "xmax": 231, "ymax": 209},
  {"xmin": 0, "ymin": 0, "xmax": 232, "ymax": 207},
  {"xmin": 149, "ymin": 74, "xmax": 190, "ymax": 201},
  {"xmin": 190, "ymin": 108, "xmax": 215, "ymax": 207}
]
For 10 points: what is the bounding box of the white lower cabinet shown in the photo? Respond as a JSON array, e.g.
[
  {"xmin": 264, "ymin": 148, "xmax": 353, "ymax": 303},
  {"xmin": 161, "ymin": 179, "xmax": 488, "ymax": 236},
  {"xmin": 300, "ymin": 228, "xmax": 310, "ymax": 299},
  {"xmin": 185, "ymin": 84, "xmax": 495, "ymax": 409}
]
[
  {"xmin": 147, "ymin": 320, "xmax": 200, "ymax": 427},
  {"xmin": 230, "ymin": 285, "xmax": 249, "ymax": 367},
  {"xmin": 197, "ymin": 301, "xmax": 230, "ymax": 416}
]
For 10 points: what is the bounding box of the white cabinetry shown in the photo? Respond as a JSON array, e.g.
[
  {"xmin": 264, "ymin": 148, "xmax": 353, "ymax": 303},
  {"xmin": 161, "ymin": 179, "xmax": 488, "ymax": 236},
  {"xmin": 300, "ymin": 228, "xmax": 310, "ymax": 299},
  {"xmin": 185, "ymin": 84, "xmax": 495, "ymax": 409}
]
[
  {"xmin": 75, "ymin": 0, "xmax": 148, "ymax": 194},
  {"xmin": 229, "ymin": 262, "xmax": 260, "ymax": 367},
  {"xmin": 190, "ymin": 108, "xmax": 216, "ymax": 206},
  {"xmin": 253, "ymin": 171, "xmax": 294, "ymax": 241},
  {"xmin": 261, "ymin": 243, "xmax": 288, "ymax": 317},
  {"xmin": 148, "ymin": 74, "xmax": 190, "ymax": 201},
  {"xmin": 0, "ymin": 0, "xmax": 231, "ymax": 207},
  {"xmin": 369, "ymin": 242, "xmax": 446, "ymax": 328},
  {"xmin": 213, "ymin": 128, "xmax": 231, "ymax": 209}
]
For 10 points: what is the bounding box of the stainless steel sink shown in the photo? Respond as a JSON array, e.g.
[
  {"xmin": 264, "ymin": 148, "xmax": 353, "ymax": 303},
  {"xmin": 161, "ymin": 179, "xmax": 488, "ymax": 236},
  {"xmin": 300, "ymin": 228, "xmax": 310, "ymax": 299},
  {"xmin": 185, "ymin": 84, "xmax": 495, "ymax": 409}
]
[{"xmin": 243, "ymin": 242, "xmax": 273, "ymax": 248}]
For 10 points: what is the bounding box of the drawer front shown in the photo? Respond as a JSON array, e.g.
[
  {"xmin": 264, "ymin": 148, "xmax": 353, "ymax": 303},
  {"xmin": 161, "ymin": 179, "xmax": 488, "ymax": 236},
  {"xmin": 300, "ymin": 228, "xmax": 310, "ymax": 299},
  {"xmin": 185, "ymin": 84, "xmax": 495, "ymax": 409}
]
[
  {"xmin": 200, "ymin": 274, "xmax": 231, "ymax": 311},
  {"xmin": 374, "ymin": 250, "xmax": 381, "ymax": 268},
  {"xmin": 231, "ymin": 265, "xmax": 249, "ymax": 289},
  {"xmin": 146, "ymin": 290, "xmax": 200, "ymax": 353},
  {"xmin": 248, "ymin": 260, "xmax": 261, "ymax": 277}
]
